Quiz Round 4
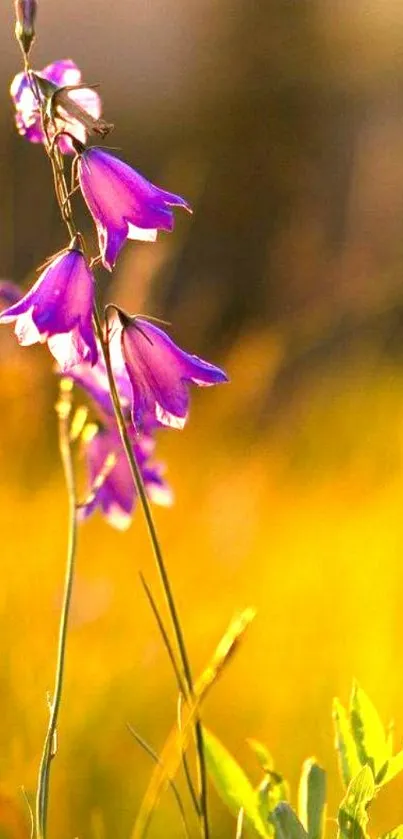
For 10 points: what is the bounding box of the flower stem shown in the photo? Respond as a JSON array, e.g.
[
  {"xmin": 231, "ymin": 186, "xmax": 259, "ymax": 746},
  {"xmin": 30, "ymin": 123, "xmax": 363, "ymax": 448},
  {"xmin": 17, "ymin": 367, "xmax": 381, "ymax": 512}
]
[
  {"xmin": 35, "ymin": 379, "xmax": 77, "ymax": 839},
  {"xmin": 139, "ymin": 573, "xmax": 200, "ymax": 817},
  {"xmin": 92, "ymin": 305, "xmax": 210, "ymax": 839}
]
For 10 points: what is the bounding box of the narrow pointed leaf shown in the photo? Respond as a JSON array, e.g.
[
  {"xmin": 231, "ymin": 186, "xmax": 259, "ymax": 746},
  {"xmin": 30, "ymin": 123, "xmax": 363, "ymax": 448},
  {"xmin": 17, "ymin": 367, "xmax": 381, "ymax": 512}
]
[
  {"xmin": 333, "ymin": 699, "xmax": 361, "ymax": 788},
  {"xmin": 258, "ymin": 774, "xmax": 290, "ymax": 823},
  {"xmin": 271, "ymin": 803, "xmax": 308, "ymax": 839},
  {"xmin": 350, "ymin": 684, "xmax": 388, "ymax": 781},
  {"xmin": 132, "ymin": 608, "xmax": 255, "ymax": 839},
  {"xmin": 337, "ymin": 765, "xmax": 375, "ymax": 839},
  {"xmin": 380, "ymin": 827, "xmax": 403, "ymax": 839},
  {"xmin": 248, "ymin": 739, "xmax": 275, "ymax": 773},
  {"xmin": 298, "ymin": 759, "xmax": 326, "ymax": 839},
  {"xmin": 204, "ymin": 728, "xmax": 269, "ymax": 837},
  {"xmin": 378, "ymin": 751, "xmax": 403, "ymax": 787}
]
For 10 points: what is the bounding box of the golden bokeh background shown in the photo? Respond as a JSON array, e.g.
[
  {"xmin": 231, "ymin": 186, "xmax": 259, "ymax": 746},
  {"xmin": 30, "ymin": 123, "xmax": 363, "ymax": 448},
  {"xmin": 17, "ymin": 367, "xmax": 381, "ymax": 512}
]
[{"xmin": 1, "ymin": 1, "xmax": 403, "ymax": 838}]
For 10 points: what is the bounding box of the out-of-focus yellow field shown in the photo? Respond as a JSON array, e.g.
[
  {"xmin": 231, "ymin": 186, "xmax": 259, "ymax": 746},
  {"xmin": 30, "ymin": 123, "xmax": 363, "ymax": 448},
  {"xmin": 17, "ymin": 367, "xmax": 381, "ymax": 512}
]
[{"xmin": 1, "ymin": 323, "xmax": 403, "ymax": 839}]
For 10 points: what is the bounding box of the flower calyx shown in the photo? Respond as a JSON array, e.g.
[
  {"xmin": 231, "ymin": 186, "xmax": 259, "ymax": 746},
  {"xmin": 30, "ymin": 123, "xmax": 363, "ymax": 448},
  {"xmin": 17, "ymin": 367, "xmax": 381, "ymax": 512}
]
[
  {"xmin": 33, "ymin": 73, "xmax": 113, "ymax": 141},
  {"xmin": 68, "ymin": 233, "xmax": 85, "ymax": 254}
]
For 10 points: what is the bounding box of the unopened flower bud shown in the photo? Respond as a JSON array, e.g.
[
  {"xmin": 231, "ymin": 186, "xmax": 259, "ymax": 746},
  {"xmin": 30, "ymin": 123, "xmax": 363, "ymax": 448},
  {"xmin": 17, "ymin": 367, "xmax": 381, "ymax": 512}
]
[{"xmin": 14, "ymin": 0, "xmax": 37, "ymax": 56}]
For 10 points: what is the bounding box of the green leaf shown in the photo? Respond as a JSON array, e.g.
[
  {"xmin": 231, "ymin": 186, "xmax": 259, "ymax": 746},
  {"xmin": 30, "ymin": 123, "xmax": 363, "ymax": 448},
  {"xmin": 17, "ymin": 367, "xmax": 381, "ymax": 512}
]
[
  {"xmin": 248, "ymin": 739, "xmax": 275, "ymax": 773},
  {"xmin": 380, "ymin": 827, "xmax": 403, "ymax": 839},
  {"xmin": 257, "ymin": 773, "xmax": 290, "ymax": 823},
  {"xmin": 333, "ymin": 698, "xmax": 361, "ymax": 788},
  {"xmin": 337, "ymin": 765, "xmax": 375, "ymax": 839},
  {"xmin": 298, "ymin": 759, "xmax": 326, "ymax": 839},
  {"xmin": 350, "ymin": 683, "xmax": 389, "ymax": 781},
  {"xmin": 204, "ymin": 728, "xmax": 269, "ymax": 837},
  {"xmin": 378, "ymin": 751, "xmax": 403, "ymax": 787},
  {"xmin": 271, "ymin": 803, "xmax": 308, "ymax": 839}
]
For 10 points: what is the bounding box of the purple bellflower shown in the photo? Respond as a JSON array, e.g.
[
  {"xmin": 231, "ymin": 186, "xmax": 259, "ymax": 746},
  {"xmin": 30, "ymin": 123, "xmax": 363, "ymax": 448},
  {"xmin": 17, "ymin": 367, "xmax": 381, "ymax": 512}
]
[
  {"xmin": 77, "ymin": 147, "xmax": 191, "ymax": 271},
  {"xmin": 0, "ymin": 246, "xmax": 97, "ymax": 372},
  {"xmin": 112, "ymin": 310, "xmax": 228, "ymax": 430},
  {"xmin": 10, "ymin": 59, "xmax": 102, "ymax": 153},
  {"xmin": 79, "ymin": 425, "xmax": 173, "ymax": 530}
]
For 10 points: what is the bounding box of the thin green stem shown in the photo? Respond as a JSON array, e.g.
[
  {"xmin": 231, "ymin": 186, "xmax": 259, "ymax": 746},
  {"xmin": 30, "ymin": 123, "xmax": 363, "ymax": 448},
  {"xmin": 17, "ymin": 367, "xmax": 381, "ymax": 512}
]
[
  {"xmin": 139, "ymin": 573, "xmax": 200, "ymax": 817},
  {"xmin": 127, "ymin": 724, "xmax": 191, "ymax": 839},
  {"xmin": 35, "ymin": 379, "xmax": 78, "ymax": 839},
  {"xmin": 92, "ymin": 305, "xmax": 209, "ymax": 839},
  {"xmin": 139, "ymin": 572, "xmax": 187, "ymax": 699}
]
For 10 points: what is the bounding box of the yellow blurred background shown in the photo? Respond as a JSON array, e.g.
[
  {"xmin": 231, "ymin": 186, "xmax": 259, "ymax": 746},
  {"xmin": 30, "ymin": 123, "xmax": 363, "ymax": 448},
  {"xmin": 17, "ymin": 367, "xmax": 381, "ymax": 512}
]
[{"xmin": 2, "ymin": 1, "xmax": 403, "ymax": 838}]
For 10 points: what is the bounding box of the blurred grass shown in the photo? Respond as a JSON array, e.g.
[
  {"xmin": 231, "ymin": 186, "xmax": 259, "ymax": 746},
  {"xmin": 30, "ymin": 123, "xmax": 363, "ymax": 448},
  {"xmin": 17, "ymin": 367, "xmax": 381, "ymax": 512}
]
[{"xmin": 1, "ymin": 323, "xmax": 403, "ymax": 839}]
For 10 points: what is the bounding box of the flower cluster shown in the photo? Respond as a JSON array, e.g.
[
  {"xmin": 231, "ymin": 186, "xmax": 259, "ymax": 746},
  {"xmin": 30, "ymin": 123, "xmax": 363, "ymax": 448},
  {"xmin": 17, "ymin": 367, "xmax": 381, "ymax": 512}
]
[{"xmin": 2, "ymin": 59, "xmax": 228, "ymax": 528}]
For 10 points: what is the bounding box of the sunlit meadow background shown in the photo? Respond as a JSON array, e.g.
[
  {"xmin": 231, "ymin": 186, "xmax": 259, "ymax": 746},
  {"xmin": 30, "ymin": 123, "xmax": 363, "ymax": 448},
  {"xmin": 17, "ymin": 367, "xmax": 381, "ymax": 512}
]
[{"xmin": 1, "ymin": 1, "xmax": 403, "ymax": 837}]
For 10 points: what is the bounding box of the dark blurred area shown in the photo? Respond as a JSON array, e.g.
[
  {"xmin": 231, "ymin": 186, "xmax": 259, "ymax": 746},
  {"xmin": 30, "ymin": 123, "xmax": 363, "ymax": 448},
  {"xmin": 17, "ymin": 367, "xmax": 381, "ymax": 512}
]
[
  {"xmin": 2, "ymin": 1, "xmax": 403, "ymax": 361},
  {"xmin": 2, "ymin": 2, "xmax": 403, "ymax": 839}
]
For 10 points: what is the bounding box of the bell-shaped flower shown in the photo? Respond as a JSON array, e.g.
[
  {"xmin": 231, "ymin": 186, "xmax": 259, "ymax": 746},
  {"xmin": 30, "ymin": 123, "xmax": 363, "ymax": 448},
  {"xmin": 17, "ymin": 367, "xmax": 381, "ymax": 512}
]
[
  {"xmin": 10, "ymin": 58, "xmax": 102, "ymax": 153},
  {"xmin": 79, "ymin": 425, "xmax": 173, "ymax": 530},
  {"xmin": 0, "ymin": 246, "xmax": 97, "ymax": 371},
  {"xmin": 77, "ymin": 147, "xmax": 191, "ymax": 271},
  {"xmin": 113, "ymin": 310, "xmax": 228, "ymax": 430}
]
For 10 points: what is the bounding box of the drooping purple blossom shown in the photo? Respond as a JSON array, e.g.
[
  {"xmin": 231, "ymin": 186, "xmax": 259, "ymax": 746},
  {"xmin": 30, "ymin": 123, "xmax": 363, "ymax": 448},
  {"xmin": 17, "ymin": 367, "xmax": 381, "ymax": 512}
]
[
  {"xmin": 10, "ymin": 59, "xmax": 102, "ymax": 153},
  {"xmin": 113, "ymin": 310, "xmax": 228, "ymax": 430},
  {"xmin": 77, "ymin": 147, "xmax": 191, "ymax": 271},
  {"xmin": 0, "ymin": 247, "xmax": 97, "ymax": 371},
  {"xmin": 79, "ymin": 425, "xmax": 173, "ymax": 530}
]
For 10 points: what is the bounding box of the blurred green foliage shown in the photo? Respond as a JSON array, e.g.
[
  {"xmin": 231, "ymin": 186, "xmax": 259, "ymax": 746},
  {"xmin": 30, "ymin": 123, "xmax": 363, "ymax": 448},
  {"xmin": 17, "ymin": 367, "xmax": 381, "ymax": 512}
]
[{"xmin": 204, "ymin": 686, "xmax": 403, "ymax": 839}]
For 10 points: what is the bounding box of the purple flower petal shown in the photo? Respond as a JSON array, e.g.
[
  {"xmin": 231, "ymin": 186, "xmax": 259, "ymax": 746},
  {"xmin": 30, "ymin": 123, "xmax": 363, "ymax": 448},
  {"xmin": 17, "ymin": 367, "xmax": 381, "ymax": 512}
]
[
  {"xmin": 119, "ymin": 314, "xmax": 228, "ymax": 429},
  {"xmin": 79, "ymin": 425, "xmax": 172, "ymax": 529},
  {"xmin": 41, "ymin": 59, "xmax": 81, "ymax": 88},
  {"xmin": 0, "ymin": 249, "xmax": 97, "ymax": 370},
  {"xmin": 10, "ymin": 59, "xmax": 102, "ymax": 152},
  {"xmin": 77, "ymin": 148, "xmax": 191, "ymax": 270},
  {"xmin": 69, "ymin": 346, "xmax": 132, "ymax": 420}
]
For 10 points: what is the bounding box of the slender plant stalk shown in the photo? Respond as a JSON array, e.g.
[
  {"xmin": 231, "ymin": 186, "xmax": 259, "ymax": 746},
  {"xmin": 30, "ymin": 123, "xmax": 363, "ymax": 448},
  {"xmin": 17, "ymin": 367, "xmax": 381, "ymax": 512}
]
[
  {"xmin": 127, "ymin": 724, "xmax": 191, "ymax": 839},
  {"xmin": 92, "ymin": 306, "xmax": 210, "ymax": 839},
  {"xmin": 35, "ymin": 379, "xmax": 78, "ymax": 839},
  {"xmin": 139, "ymin": 573, "xmax": 200, "ymax": 816}
]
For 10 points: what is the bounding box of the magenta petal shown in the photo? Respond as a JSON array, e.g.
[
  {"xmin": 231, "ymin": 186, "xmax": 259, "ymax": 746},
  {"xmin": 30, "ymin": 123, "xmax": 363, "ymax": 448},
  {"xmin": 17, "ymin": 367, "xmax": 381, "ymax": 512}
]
[
  {"xmin": 10, "ymin": 59, "xmax": 103, "ymax": 151},
  {"xmin": 40, "ymin": 59, "xmax": 81, "ymax": 88},
  {"xmin": 69, "ymin": 348, "xmax": 132, "ymax": 420},
  {"xmin": 77, "ymin": 148, "xmax": 191, "ymax": 270},
  {"xmin": 119, "ymin": 315, "xmax": 228, "ymax": 430},
  {"xmin": 79, "ymin": 426, "xmax": 172, "ymax": 529},
  {"xmin": 0, "ymin": 249, "xmax": 97, "ymax": 369}
]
